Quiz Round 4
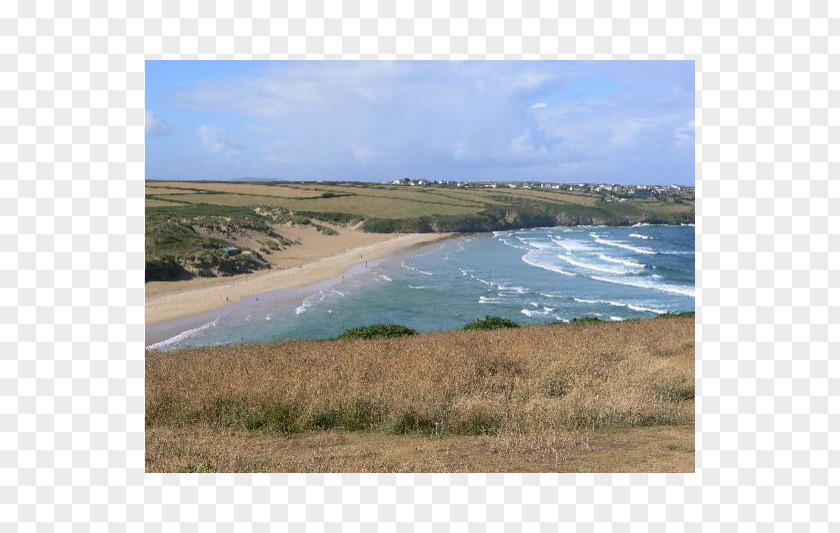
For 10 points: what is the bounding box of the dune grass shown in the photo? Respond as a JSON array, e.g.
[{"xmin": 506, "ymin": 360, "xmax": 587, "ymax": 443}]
[{"xmin": 146, "ymin": 316, "xmax": 694, "ymax": 472}]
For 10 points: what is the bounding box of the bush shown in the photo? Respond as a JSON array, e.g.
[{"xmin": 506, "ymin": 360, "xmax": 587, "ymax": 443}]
[
  {"xmin": 657, "ymin": 311, "xmax": 695, "ymax": 319},
  {"xmin": 336, "ymin": 324, "xmax": 416, "ymax": 340},
  {"xmin": 391, "ymin": 411, "xmax": 438, "ymax": 434},
  {"xmin": 570, "ymin": 316, "xmax": 601, "ymax": 324},
  {"xmin": 306, "ymin": 400, "xmax": 380, "ymax": 431},
  {"xmin": 451, "ymin": 412, "xmax": 500, "ymax": 435},
  {"xmin": 145, "ymin": 256, "xmax": 185, "ymax": 281},
  {"xmin": 313, "ymin": 224, "xmax": 339, "ymax": 236},
  {"xmin": 463, "ymin": 316, "xmax": 520, "ymax": 331}
]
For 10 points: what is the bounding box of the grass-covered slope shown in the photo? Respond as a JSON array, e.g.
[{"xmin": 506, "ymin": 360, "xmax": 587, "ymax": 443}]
[
  {"xmin": 145, "ymin": 181, "xmax": 694, "ymax": 281},
  {"xmin": 147, "ymin": 180, "xmax": 695, "ymax": 233},
  {"xmin": 145, "ymin": 315, "xmax": 695, "ymax": 472}
]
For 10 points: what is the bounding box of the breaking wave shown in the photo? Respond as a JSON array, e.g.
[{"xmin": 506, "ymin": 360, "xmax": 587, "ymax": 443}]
[
  {"xmin": 589, "ymin": 233, "xmax": 656, "ymax": 255},
  {"xmin": 590, "ymin": 275, "xmax": 695, "ymax": 297},
  {"xmin": 522, "ymin": 252, "xmax": 576, "ymax": 276},
  {"xmin": 146, "ymin": 317, "xmax": 220, "ymax": 350}
]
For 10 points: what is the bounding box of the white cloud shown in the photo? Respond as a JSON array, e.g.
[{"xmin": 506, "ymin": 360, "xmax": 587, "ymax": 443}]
[
  {"xmin": 674, "ymin": 120, "xmax": 695, "ymax": 145},
  {"xmin": 197, "ymin": 125, "xmax": 241, "ymax": 156},
  {"xmin": 530, "ymin": 102, "xmax": 548, "ymax": 109},
  {"xmin": 510, "ymin": 130, "xmax": 547, "ymax": 157},
  {"xmin": 145, "ymin": 110, "xmax": 170, "ymax": 136}
]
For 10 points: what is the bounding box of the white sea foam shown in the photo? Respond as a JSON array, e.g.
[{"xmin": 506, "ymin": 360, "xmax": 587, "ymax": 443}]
[
  {"xmin": 479, "ymin": 296, "xmax": 502, "ymax": 304},
  {"xmin": 590, "ymin": 275, "xmax": 695, "ymax": 297},
  {"xmin": 522, "ymin": 252, "xmax": 576, "ymax": 276},
  {"xmin": 681, "ymin": 223, "xmax": 695, "ymax": 227},
  {"xmin": 147, "ymin": 317, "xmax": 219, "ymax": 350},
  {"xmin": 498, "ymin": 284, "xmax": 530, "ymax": 293},
  {"xmin": 400, "ymin": 260, "xmax": 433, "ymax": 276},
  {"xmin": 589, "ymin": 233, "xmax": 656, "ymax": 254},
  {"xmin": 521, "ymin": 308, "xmax": 550, "ymax": 318},
  {"xmin": 522, "ymin": 239, "xmax": 555, "ymax": 250},
  {"xmin": 625, "ymin": 303, "xmax": 667, "ymax": 314},
  {"xmin": 609, "ymin": 316, "xmax": 624, "ymax": 321},
  {"xmin": 551, "ymin": 237, "xmax": 595, "ymax": 253},
  {"xmin": 408, "ymin": 285, "xmax": 425, "ymax": 290},
  {"xmin": 598, "ymin": 254, "xmax": 646, "ymax": 269},
  {"xmin": 378, "ymin": 274, "xmax": 393, "ymax": 282},
  {"xmin": 628, "ymin": 233, "xmax": 652, "ymax": 240},
  {"xmin": 539, "ymin": 292, "xmax": 564, "ymax": 299},
  {"xmin": 554, "ymin": 254, "xmax": 634, "ymax": 275},
  {"xmin": 572, "ymin": 297, "xmax": 666, "ymax": 314},
  {"xmin": 295, "ymin": 291, "xmax": 326, "ymax": 315}
]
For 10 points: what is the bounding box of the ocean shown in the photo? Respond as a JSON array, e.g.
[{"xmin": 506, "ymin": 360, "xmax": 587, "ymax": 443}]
[{"xmin": 146, "ymin": 224, "xmax": 695, "ymax": 350}]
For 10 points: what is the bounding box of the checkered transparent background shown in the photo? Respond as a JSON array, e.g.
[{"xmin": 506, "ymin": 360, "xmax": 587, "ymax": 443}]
[{"xmin": 1, "ymin": 0, "xmax": 836, "ymax": 529}]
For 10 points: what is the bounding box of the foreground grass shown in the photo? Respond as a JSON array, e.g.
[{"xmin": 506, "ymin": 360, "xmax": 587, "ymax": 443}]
[{"xmin": 146, "ymin": 316, "xmax": 695, "ymax": 472}]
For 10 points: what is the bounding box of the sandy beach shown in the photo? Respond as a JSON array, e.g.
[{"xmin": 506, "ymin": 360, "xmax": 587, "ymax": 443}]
[{"xmin": 146, "ymin": 230, "xmax": 453, "ymax": 325}]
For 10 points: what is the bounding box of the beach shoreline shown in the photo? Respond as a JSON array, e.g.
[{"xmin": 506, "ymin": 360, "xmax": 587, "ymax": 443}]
[{"xmin": 145, "ymin": 232, "xmax": 454, "ymax": 326}]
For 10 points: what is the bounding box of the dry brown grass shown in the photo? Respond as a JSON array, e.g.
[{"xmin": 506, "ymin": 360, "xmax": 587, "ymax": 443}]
[{"xmin": 146, "ymin": 316, "xmax": 694, "ymax": 472}]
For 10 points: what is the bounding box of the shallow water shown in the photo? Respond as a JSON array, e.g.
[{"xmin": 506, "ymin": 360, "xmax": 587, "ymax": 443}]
[{"xmin": 146, "ymin": 224, "xmax": 695, "ymax": 350}]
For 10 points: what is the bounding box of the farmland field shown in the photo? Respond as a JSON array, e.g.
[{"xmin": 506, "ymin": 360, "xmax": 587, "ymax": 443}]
[{"xmin": 146, "ymin": 180, "xmax": 693, "ymax": 223}]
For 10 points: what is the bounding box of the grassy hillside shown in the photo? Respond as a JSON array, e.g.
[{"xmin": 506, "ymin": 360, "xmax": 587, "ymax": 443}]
[
  {"xmin": 147, "ymin": 180, "xmax": 694, "ymax": 228},
  {"xmin": 146, "ymin": 315, "xmax": 695, "ymax": 472},
  {"xmin": 145, "ymin": 180, "xmax": 694, "ymax": 282}
]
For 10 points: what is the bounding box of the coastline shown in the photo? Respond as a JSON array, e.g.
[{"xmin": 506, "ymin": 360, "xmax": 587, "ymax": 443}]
[{"xmin": 145, "ymin": 232, "xmax": 454, "ymax": 326}]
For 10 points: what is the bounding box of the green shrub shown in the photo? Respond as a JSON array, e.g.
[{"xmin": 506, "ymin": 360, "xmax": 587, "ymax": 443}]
[
  {"xmin": 145, "ymin": 256, "xmax": 185, "ymax": 281},
  {"xmin": 336, "ymin": 324, "xmax": 416, "ymax": 340},
  {"xmin": 391, "ymin": 411, "xmax": 438, "ymax": 434},
  {"xmin": 463, "ymin": 316, "xmax": 520, "ymax": 331},
  {"xmin": 208, "ymin": 396, "xmax": 250, "ymax": 428},
  {"xmin": 656, "ymin": 311, "xmax": 695, "ymax": 319},
  {"xmin": 570, "ymin": 316, "xmax": 601, "ymax": 324},
  {"xmin": 452, "ymin": 412, "xmax": 500, "ymax": 435},
  {"xmin": 313, "ymin": 224, "xmax": 339, "ymax": 236},
  {"xmin": 307, "ymin": 408, "xmax": 343, "ymax": 430},
  {"xmin": 344, "ymin": 399, "xmax": 379, "ymax": 431},
  {"xmin": 306, "ymin": 400, "xmax": 380, "ymax": 431}
]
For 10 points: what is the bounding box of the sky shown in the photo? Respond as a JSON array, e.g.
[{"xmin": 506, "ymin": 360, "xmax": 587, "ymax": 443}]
[{"xmin": 146, "ymin": 61, "xmax": 694, "ymax": 184}]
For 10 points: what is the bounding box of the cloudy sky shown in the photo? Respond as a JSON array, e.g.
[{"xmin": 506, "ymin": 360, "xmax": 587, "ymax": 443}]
[{"xmin": 146, "ymin": 61, "xmax": 694, "ymax": 184}]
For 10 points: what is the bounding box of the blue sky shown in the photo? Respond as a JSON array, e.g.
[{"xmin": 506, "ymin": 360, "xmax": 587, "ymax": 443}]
[{"xmin": 146, "ymin": 61, "xmax": 694, "ymax": 184}]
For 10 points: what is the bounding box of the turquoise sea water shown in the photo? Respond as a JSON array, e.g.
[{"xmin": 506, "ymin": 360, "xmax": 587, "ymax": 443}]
[{"xmin": 146, "ymin": 224, "xmax": 695, "ymax": 350}]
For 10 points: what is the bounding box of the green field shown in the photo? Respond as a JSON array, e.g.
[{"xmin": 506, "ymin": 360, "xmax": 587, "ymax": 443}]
[
  {"xmin": 145, "ymin": 180, "xmax": 694, "ymax": 281},
  {"xmin": 147, "ymin": 180, "xmax": 693, "ymax": 227}
]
